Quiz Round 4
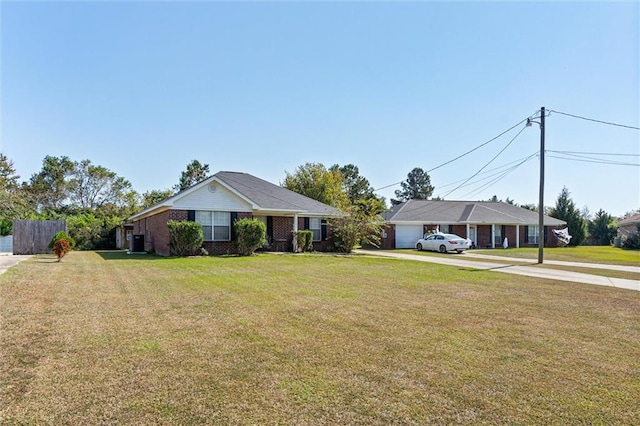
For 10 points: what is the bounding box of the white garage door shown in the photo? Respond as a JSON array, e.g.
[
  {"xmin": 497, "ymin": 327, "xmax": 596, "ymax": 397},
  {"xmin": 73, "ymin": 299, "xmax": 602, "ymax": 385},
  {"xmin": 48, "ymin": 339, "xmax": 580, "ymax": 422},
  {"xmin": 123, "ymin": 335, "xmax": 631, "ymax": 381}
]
[{"xmin": 395, "ymin": 225, "xmax": 423, "ymax": 249}]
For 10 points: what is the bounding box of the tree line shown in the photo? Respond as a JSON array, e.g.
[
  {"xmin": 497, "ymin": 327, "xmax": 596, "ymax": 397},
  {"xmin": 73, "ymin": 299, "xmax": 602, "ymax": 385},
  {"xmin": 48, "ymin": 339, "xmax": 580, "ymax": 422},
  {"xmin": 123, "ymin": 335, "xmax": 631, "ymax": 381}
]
[{"xmin": 1, "ymin": 153, "xmax": 633, "ymax": 249}]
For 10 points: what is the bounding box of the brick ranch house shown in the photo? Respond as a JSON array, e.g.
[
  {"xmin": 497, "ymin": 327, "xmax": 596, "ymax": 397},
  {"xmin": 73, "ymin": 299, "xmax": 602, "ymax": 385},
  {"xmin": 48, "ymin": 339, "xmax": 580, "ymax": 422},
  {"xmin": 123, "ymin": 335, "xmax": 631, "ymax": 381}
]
[
  {"xmin": 129, "ymin": 171, "xmax": 340, "ymax": 256},
  {"xmin": 381, "ymin": 200, "xmax": 567, "ymax": 249}
]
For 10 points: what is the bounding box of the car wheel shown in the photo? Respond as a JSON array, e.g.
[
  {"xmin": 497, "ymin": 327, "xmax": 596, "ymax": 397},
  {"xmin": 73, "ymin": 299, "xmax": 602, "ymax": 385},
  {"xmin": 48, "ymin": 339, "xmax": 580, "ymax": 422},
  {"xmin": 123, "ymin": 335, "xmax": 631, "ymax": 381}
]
[
  {"xmin": 439, "ymin": 245, "xmax": 447, "ymax": 253},
  {"xmin": 416, "ymin": 243, "xmax": 422, "ymax": 251}
]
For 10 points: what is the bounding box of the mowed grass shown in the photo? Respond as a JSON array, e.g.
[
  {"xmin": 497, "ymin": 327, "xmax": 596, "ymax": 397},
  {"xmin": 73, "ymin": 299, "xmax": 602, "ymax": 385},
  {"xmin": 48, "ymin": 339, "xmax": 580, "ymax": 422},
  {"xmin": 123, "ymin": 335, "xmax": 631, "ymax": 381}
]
[
  {"xmin": 1, "ymin": 251, "xmax": 639, "ymax": 425},
  {"xmin": 473, "ymin": 245, "xmax": 640, "ymax": 266}
]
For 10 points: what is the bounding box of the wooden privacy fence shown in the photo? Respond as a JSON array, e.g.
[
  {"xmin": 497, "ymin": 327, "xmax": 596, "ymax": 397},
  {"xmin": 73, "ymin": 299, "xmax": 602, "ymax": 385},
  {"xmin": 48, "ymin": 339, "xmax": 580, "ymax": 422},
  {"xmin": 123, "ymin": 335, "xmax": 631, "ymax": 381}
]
[{"xmin": 12, "ymin": 219, "xmax": 67, "ymax": 255}]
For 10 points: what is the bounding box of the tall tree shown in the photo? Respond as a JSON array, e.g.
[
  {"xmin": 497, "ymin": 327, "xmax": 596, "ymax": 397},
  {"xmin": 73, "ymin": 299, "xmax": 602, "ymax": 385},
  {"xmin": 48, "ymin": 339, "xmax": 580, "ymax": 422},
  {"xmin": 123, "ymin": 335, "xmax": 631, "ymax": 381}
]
[
  {"xmin": 28, "ymin": 155, "xmax": 75, "ymax": 212},
  {"xmin": 0, "ymin": 154, "xmax": 29, "ymax": 233},
  {"xmin": 330, "ymin": 163, "xmax": 386, "ymax": 215},
  {"xmin": 282, "ymin": 162, "xmax": 347, "ymax": 208},
  {"xmin": 588, "ymin": 209, "xmax": 617, "ymax": 245},
  {"xmin": 0, "ymin": 154, "xmax": 19, "ymax": 190},
  {"xmin": 141, "ymin": 189, "xmax": 175, "ymax": 210},
  {"xmin": 392, "ymin": 167, "xmax": 434, "ymax": 205},
  {"xmin": 548, "ymin": 187, "xmax": 586, "ymax": 246},
  {"xmin": 68, "ymin": 159, "xmax": 134, "ymax": 211},
  {"xmin": 175, "ymin": 160, "xmax": 210, "ymax": 192}
]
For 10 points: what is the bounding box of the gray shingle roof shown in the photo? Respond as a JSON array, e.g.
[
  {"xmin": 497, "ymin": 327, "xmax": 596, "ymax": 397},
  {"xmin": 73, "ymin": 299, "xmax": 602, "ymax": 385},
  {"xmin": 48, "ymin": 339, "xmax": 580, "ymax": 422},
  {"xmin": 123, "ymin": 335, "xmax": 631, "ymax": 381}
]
[
  {"xmin": 384, "ymin": 200, "xmax": 566, "ymax": 226},
  {"xmin": 214, "ymin": 171, "xmax": 339, "ymax": 216}
]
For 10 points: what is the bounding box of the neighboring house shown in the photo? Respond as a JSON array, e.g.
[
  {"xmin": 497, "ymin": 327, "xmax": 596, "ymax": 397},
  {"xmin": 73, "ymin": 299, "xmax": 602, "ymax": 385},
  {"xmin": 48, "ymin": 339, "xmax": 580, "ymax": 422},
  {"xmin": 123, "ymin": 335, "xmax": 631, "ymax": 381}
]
[
  {"xmin": 381, "ymin": 200, "xmax": 567, "ymax": 249},
  {"xmin": 617, "ymin": 213, "xmax": 640, "ymax": 239},
  {"xmin": 128, "ymin": 171, "xmax": 340, "ymax": 255}
]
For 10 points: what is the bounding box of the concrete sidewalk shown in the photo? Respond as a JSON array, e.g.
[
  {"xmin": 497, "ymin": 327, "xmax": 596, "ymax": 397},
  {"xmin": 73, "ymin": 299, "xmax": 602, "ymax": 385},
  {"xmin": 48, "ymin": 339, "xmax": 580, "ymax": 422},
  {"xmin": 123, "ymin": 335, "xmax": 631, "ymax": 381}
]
[
  {"xmin": 355, "ymin": 249, "xmax": 639, "ymax": 292},
  {"xmin": 463, "ymin": 252, "xmax": 640, "ymax": 273},
  {"xmin": 0, "ymin": 253, "xmax": 32, "ymax": 275}
]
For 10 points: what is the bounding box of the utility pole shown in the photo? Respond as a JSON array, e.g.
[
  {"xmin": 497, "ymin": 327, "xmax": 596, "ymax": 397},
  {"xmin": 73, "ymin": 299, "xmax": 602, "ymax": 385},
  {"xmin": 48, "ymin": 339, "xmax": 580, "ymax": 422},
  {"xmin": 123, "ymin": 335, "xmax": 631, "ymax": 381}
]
[{"xmin": 538, "ymin": 107, "xmax": 546, "ymax": 264}]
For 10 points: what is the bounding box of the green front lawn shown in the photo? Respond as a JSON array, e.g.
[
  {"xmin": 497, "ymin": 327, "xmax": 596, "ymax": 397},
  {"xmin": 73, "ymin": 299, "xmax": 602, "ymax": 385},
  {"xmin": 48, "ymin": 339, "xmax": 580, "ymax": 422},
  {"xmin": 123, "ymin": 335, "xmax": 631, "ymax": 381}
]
[
  {"xmin": 1, "ymin": 251, "xmax": 638, "ymax": 424},
  {"xmin": 472, "ymin": 245, "xmax": 640, "ymax": 266}
]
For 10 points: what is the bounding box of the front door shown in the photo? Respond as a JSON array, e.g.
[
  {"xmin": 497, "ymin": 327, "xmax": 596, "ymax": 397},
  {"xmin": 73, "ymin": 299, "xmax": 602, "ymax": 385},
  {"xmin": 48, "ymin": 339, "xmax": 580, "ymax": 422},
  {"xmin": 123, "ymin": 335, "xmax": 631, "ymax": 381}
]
[{"xmin": 468, "ymin": 226, "xmax": 477, "ymax": 248}]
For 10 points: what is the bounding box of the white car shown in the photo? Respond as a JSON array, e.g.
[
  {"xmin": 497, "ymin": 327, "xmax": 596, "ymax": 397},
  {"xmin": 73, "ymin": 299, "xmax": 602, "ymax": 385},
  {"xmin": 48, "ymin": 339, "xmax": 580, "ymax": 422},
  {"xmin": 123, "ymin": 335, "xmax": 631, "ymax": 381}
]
[{"xmin": 415, "ymin": 233, "xmax": 469, "ymax": 254}]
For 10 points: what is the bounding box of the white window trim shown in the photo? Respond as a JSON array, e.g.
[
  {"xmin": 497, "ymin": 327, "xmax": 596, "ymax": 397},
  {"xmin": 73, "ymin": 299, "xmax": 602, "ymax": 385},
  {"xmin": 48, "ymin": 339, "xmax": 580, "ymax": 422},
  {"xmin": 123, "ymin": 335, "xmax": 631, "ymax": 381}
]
[
  {"xmin": 196, "ymin": 211, "xmax": 231, "ymax": 242},
  {"xmin": 528, "ymin": 225, "xmax": 539, "ymax": 245},
  {"xmin": 309, "ymin": 217, "xmax": 322, "ymax": 242}
]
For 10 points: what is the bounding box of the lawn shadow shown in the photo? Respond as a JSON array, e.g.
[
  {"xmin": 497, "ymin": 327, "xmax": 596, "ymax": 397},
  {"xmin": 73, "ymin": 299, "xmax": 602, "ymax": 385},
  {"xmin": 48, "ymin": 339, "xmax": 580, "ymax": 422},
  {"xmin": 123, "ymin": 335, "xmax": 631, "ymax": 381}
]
[
  {"xmin": 459, "ymin": 264, "xmax": 519, "ymax": 272},
  {"xmin": 95, "ymin": 250, "xmax": 170, "ymax": 261}
]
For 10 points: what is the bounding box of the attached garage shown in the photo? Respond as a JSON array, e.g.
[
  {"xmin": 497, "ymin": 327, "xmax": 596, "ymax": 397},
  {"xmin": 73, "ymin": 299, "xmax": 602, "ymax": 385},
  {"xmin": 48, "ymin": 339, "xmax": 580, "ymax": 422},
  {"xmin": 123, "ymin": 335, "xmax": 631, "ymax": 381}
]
[{"xmin": 395, "ymin": 224, "xmax": 423, "ymax": 249}]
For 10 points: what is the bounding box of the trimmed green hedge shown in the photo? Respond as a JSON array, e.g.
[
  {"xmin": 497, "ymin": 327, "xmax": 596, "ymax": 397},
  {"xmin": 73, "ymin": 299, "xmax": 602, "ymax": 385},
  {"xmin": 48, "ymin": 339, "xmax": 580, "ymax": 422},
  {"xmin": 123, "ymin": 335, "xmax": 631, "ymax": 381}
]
[
  {"xmin": 167, "ymin": 220, "xmax": 204, "ymax": 256},
  {"xmin": 234, "ymin": 218, "xmax": 266, "ymax": 256}
]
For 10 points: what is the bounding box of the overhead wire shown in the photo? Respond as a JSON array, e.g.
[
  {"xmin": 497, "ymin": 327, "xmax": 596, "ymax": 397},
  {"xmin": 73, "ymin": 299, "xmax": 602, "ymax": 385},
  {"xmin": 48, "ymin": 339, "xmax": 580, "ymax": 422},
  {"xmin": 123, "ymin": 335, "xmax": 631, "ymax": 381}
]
[
  {"xmin": 457, "ymin": 153, "xmax": 538, "ymax": 199},
  {"xmin": 547, "ymin": 154, "xmax": 639, "ymax": 167},
  {"xmin": 440, "ymin": 126, "xmax": 528, "ymax": 198},
  {"xmin": 548, "ymin": 109, "xmax": 640, "ymax": 130},
  {"xmin": 547, "ymin": 150, "xmax": 639, "ymax": 157},
  {"xmin": 373, "ymin": 114, "xmax": 534, "ymax": 192},
  {"xmin": 436, "ymin": 151, "xmax": 539, "ymax": 190}
]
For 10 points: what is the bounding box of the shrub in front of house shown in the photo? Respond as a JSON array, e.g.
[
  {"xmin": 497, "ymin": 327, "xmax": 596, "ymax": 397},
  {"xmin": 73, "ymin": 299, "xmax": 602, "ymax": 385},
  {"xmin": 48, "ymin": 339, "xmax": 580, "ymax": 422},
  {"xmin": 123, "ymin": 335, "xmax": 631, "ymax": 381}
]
[
  {"xmin": 48, "ymin": 231, "xmax": 75, "ymax": 261},
  {"xmin": 167, "ymin": 220, "xmax": 204, "ymax": 256},
  {"xmin": 293, "ymin": 230, "xmax": 314, "ymax": 253},
  {"xmin": 234, "ymin": 218, "xmax": 266, "ymax": 256},
  {"xmin": 48, "ymin": 231, "xmax": 76, "ymax": 250}
]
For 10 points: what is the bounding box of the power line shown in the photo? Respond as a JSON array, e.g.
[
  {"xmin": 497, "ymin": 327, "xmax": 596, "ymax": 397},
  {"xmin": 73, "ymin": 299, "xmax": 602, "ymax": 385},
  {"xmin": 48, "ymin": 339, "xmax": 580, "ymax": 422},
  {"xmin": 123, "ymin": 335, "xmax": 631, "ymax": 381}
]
[
  {"xmin": 549, "ymin": 109, "xmax": 640, "ymax": 130},
  {"xmin": 373, "ymin": 116, "xmax": 531, "ymax": 192},
  {"xmin": 441, "ymin": 126, "xmax": 527, "ymax": 198},
  {"xmin": 547, "ymin": 154, "xmax": 639, "ymax": 167},
  {"xmin": 437, "ymin": 151, "xmax": 538, "ymax": 190},
  {"xmin": 455, "ymin": 153, "xmax": 538, "ymax": 199},
  {"xmin": 547, "ymin": 150, "xmax": 639, "ymax": 157}
]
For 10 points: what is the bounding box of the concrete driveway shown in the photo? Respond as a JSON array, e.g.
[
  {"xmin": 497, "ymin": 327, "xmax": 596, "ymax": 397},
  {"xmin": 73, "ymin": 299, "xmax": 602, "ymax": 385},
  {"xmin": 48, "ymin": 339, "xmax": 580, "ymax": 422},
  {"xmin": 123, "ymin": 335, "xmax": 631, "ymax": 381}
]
[
  {"xmin": 0, "ymin": 254, "xmax": 31, "ymax": 275},
  {"xmin": 356, "ymin": 249, "xmax": 639, "ymax": 292}
]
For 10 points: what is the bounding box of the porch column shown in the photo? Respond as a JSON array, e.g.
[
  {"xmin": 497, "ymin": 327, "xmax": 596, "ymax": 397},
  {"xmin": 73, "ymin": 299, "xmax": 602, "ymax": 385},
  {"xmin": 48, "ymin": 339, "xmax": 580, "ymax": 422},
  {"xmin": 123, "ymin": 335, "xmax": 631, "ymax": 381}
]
[
  {"xmin": 293, "ymin": 214, "xmax": 298, "ymax": 252},
  {"xmin": 491, "ymin": 224, "xmax": 495, "ymax": 248},
  {"xmin": 466, "ymin": 223, "xmax": 470, "ymax": 239},
  {"xmin": 516, "ymin": 225, "xmax": 520, "ymax": 248}
]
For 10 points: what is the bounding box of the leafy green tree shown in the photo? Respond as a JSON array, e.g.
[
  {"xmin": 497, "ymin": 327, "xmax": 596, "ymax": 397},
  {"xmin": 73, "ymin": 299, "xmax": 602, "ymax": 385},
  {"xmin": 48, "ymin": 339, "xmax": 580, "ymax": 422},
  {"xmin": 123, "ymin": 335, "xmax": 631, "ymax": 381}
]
[
  {"xmin": 68, "ymin": 159, "xmax": 134, "ymax": 211},
  {"xmin": 141, "ymin": 189, "xmax": 175, "ymax": 210},
  {"xmin": 0, "ymin": 154, "xmax": 19, "ymax": 190},
  {"xmin": 28, "ymin": 155, "xmax": 75, "ymax": 212},
  {"xmin": 330, "ymin": 205, "xmax": 385, "ymax": 253},
  {"xmin": 548, "ymin": 187, "xmax": 586, "ymax": 246},
  {"xmin": 330, "ymin": 163, "xmax": 386, "ymax": 215},
  {"xmin": 282, "ymin": 162, "xmax": 347, "ymax": 208},
  {"xmin": 392, "ymin": 167, "xmax": 434, "ymax": 205},
  {"xmin": 175, "ymin": 160, "xmax": 210, "ymax": 192},
  {"xmin": 588, "ymin": 209, "xmax": 617, "ymax": 245},
  {"xmin": 0, "ymin": 154, "xmax": 31, "ymax": 234}
]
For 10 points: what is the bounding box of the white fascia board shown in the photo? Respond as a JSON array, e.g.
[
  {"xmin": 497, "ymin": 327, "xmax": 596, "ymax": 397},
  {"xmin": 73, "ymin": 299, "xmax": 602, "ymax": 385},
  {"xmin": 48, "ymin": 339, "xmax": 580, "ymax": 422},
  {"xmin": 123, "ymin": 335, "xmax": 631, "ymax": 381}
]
[{"xmin": 129, "ymin": 205, "xmax": 172, "ymax": 221}]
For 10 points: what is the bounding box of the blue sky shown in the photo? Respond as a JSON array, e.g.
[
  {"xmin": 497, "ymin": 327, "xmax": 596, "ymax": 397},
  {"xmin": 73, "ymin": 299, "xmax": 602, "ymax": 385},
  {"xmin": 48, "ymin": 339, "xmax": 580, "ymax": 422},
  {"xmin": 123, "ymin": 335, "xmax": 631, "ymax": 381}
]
[{"xmin": 2, "ymin": 1, "xmax": 638, "ymax": 217}]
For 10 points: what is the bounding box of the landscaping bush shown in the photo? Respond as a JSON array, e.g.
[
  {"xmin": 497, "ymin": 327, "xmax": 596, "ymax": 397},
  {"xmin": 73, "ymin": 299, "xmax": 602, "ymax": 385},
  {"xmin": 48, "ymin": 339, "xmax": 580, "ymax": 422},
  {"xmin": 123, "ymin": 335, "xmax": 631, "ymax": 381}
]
[
  {"xmin": 293, "ymin": 230, "xmax": 314, "ymax": 252},
  {"xmin": 167, "ymin": 220, "xmax": 204, "ymax": 256},
  {"xmin": 0, "ymin": 219, "xmax": 12, "ymax": 236},
  {"xmin": 48, "ymin": 231, "xmax": 74, "ymax": 262},
  {"xmin": 53, "ymin": 238, "xmax": 71, "ymax": 261},
  {"xmin": 234, "ymin": 218, "xmax": 266, "ymax": 256},
  {"xmin": 48, "ymin": 231, "xmax": 76, "ymax": 250},
  {"xmin": 66, "ymin": 213, "xmax": 121, "ymax": 250},
  {"xmin": 330, "ymin": 208, "xmax": 384, "ymax": 254}
]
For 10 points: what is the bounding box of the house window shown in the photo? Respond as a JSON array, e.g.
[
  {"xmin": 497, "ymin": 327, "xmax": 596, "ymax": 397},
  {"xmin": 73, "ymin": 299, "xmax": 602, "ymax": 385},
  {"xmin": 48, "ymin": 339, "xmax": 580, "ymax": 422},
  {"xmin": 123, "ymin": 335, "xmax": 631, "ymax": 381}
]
[
  {"xmin": 440, "ymin": 224, "xmax": 450, "ymax": 234},
  {"xmin": 494, "ymin": 226, "xmax": 502, "ymax": 246},
  {"xmin": 528, "ymin": 225, "xmax": 539, "ymax": 244},
  {"xmin": 309, "ymin": 217, "xmax": 321, "ymax": 242},
  {"xmin": 196, "ymin": 211, "xmax": 230, "ymax": 241}
]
